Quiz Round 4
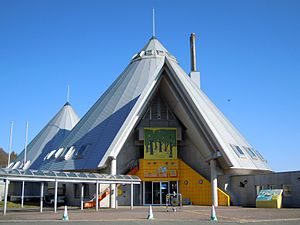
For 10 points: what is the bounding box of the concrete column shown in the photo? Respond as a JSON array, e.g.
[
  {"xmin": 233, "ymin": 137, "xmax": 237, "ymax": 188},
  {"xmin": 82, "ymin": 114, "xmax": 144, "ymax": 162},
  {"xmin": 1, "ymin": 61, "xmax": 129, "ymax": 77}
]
[
  {"xmin": 81, "ymin": 183, "xmax": 84, "ymax": 210},
  {"xmin": 110, "ymin": 157, "xmax": 117, "ymax": 209},
  {"xmin": 96, "ymin": 182, "xmax": 99, "ymax": 211},
  {"xmin": 99, "ymin": 183, "xmax": 102, "ymax": 208},
  {"xmin": 40, "ymin": 182, "xmax": 44, "ymax": 213},
  {"xmin": 140, "ymin": 182, "xmax": 143, "ymax": 205},
  {"xmin": 142, "ymin": 181, "xmax": 145, "ymax": 205},
  {"xmin": 115, "ymin": 183, "xmax": 118, "ymax": 209},
  {"xmin": 21, "ymin": 181, "xmax": 25, "ymax": 208},
  {"xmin": 130, "ymin": 183, "xmax": 134, "ymax": 210},
  {"xmin": 54, "ymin": 181, "xmax": 58, "ymax": 213},
  {"xmin": 210, "ymin": 159, "xmax": 218, "ymax": 207},
  {"xmin": 3, "ymin": 179, "xmax": 9, "ymax": 215}
]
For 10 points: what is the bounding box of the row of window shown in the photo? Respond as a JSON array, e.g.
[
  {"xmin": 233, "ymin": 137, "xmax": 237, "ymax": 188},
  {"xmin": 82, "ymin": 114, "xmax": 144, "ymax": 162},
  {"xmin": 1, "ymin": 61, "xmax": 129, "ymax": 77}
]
[
  {"xmin": 131, "ymin": 50, "xmax": 176, "ymax": 61},
  {"xmin": 8, "ymin": 160, "xmax": 31, "ymax": 170},
  {"xmin": 143, "ymin": 95, "xmax": 175, "ymax": 120},
  {"xmin": 229, "ymin": 144, "xmax": 266, "ymax": 161},
  {"xmin": 43, "ymin": 144, "xmax": 90, "ymax": 161}
]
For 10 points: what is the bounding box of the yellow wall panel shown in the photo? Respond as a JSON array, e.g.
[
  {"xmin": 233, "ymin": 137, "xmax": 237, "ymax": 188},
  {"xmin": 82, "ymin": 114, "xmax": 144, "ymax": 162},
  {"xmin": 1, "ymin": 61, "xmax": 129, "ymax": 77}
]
[{"xmin": 137, "ymin": 159, "xmax": 230, "ymax": 206}]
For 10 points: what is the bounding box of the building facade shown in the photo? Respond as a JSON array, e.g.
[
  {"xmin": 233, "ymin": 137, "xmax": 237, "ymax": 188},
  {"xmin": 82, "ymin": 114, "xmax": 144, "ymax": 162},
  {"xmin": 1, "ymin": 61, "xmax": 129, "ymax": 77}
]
[{"xmin": 10, "ymin": 35, "xmax": 290, "ymax": 207}]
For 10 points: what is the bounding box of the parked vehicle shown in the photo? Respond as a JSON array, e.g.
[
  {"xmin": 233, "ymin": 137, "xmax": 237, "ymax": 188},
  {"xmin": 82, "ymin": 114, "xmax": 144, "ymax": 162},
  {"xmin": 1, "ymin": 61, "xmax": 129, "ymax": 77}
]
[{"xmin": 44, "ymin": 187, "xmax": 66, "ymax": 206}]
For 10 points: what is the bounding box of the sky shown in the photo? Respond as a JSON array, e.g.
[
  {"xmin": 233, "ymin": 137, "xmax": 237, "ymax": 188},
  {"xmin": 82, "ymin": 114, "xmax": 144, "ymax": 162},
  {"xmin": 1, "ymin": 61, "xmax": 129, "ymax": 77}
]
[{"xmin": 0, "ymin": 0, "xmax": 299, "ymax": 172}]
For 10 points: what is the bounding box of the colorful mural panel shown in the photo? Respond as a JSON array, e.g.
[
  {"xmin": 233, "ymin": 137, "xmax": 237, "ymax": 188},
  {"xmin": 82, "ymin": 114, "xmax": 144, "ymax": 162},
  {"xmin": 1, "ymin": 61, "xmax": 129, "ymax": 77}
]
[{"xmin": 144, "ymin": 128, "xmax": 177, "ymax": 159}]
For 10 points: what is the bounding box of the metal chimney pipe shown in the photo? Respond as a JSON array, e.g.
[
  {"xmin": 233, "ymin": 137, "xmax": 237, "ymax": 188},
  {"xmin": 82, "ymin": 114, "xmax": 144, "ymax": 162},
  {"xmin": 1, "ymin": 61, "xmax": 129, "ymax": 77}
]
[{"xmin": 190, "ymin": 33, "xmax": 197, "ymax": 72}]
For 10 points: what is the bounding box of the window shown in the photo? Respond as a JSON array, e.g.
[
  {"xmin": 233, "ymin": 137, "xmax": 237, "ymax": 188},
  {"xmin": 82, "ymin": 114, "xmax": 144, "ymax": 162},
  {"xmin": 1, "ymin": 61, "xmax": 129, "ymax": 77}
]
[
  {"xmin": 282, "ymin": 185, "xmax": 292, "ymax": 197},
  {"xmin": 54, "ymin": 148, "xmax": 64, "ymax": 159},
  {"xmin": 269, "ymin": 184, "xmax": 279, "ymax": 189},
  {"xmin": 145, "ymin": 50, "xmax": 154, "ymax": 56},
  {"xmin": 74, "ymin": 184, "xmax": 80, "ymax": 198},
  {"xmin": 74, "ymin": 183, "xmax": 89, "ymax": 198},
  {"xmin": 256, "ymin": 185, "xmax": 262, "ymax": 195},
  {"xmin": 229, "ymin": 144, "xmax": 247, "ymax": 158},
  {"xmin": 244, "ymin": 147, "xmax": 258, "ymax": 159},
  {"xmin": 64, "ymin": 146, "xmax": 75, "ymax": 160},
  {"xmin": 145, "ymin": 94, "xmax": 175, "ymax": 121},
  {"xmin": 254, "ymin": 149, "xmax": 267, "ymax": 162},
  {"xmin": 236, "ymin": 146, "xmax": 245, "ymax": 155},
  {"xmin": 84, "ymin": 184, "xmax": 89, "ymax": 198},
  {"xmin": 44, "ymin": 150, "xmax": 56, "ymax": 160}
]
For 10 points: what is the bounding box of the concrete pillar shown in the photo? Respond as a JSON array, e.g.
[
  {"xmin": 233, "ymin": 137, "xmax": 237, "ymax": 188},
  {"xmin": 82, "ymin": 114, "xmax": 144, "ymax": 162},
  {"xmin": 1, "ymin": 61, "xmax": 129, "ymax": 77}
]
[
  {"xmin": 115, "ymin": 183, "xmax": 118, "ymax": 209},
  {"xmin": 96, "ymin": 182, "xmax": 99, "ymax": 211},
  {"xmin": 81, "ymin": 183, "xmax": 84, "ymax": 210},
  {"xmin": 130, "ymin": 183, "xmax": 134, "ymax": 210},
  {"xmin": 210, "ymin": 159, "xmax": 218, "ymax": 207},
  {"xmin": 99, "ymin": 183, "xmax": 102, "ymax": 208},
  {"xmin": 54, "ymin": 181, "xmax": 58, "ymax": 213},
  {"xmin": 110, "ymin": 157, "xmax": 117, "ymax": 209},
  {"xmin": 21, "ymin": 181, "xmax": 25, "ymax": 208},
  {"xmin": 3, "ymin": 179, "xmax": 9, "ymax": 215},
  {"xmin": 40, "ymin": 182, "xmax": 44, "ymax": 213},
  {"xmin": 140, "ymin": 182, "xmax": 143, "ymax": 205},
  {"xmin": 142, "ymin": 181, "xmax": 145, "ymax": 205}
]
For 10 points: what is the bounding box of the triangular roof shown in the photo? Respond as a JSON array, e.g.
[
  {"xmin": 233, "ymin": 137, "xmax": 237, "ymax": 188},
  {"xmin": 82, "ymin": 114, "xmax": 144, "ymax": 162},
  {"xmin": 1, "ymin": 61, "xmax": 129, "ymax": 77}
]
[
  {"xmin": 39, "ymin": 37, "xmax": 271, "ymax": 172},
  {"xmin": 12, "ymin": 102, "xmax": 80, "ymax": 169},
  {"xmin": 142, "ymin": 36, "xmax": 169, "ymax": 52}
]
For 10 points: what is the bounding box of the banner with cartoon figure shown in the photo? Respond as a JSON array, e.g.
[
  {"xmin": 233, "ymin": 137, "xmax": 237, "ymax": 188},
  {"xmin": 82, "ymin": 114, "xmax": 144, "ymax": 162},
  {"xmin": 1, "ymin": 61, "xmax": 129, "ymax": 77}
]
[{"xmin": 144, "ymin": 128, "xmax": 177, "ymax": 159}]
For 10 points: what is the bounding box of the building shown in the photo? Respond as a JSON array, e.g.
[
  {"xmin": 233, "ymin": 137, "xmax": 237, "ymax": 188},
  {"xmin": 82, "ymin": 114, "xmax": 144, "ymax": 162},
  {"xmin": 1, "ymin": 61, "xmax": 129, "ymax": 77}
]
[
  {"xmin": 12, "ymin": 102, "xmax": 80, "ymax": 170},
  {"xmin": 9, "ymin": 34, "xmax": 298, "ymax": 208},
  {"xmin": 7, "ymin": 102, "xmax": 80, "ymax": 201}
]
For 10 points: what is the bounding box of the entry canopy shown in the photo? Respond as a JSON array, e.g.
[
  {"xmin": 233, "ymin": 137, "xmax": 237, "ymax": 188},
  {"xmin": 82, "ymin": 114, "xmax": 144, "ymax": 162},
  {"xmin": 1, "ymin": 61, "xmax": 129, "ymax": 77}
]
[{"xmin": 0, "ymin": 168, "xmax": 140, "ymax": 183}]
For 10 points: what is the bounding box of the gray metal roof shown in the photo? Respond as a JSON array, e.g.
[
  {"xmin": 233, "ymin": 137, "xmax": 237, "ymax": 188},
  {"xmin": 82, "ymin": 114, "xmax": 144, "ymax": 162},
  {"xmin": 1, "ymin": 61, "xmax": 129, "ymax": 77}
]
[
  {"xmin": 12, "ymin": 102, "xmax": 80, "ymax": 170},
  {"xmin": 37, "ymin": 37, "xmax": 271, "ymax": 172}
]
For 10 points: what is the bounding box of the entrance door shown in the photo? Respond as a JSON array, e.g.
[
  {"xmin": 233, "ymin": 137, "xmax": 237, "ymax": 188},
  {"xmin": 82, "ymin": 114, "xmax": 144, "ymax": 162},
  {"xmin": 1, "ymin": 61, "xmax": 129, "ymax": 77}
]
[
  {"xmin": 144, "ymin": 181, "xmax": 177, "ymax": 205},
  {"xmin": 161, "ymin": 182, "xmax": 169, "ymax": 204},
  {"xmin": 153, "ymin": 182, "xmax": 161, "ymax": 204}
]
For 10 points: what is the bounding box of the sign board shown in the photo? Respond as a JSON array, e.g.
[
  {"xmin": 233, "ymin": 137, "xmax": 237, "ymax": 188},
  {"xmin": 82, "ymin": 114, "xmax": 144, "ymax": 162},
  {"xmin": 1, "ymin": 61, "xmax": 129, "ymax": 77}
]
[
  {"xmin": 256, "ymin": 189, "xmax": 283, "ymax": 208},
  {"xmin": 256, "ymin": 189, "xmax": 282, "ymax": 201}
]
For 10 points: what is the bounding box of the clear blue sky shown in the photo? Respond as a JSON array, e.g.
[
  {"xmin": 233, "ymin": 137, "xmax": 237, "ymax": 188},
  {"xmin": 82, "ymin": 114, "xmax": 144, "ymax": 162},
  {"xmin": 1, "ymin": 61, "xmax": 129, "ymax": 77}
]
[{"xmin": 0, "ymin": 0, "xmax": 299, "ymax": 172}]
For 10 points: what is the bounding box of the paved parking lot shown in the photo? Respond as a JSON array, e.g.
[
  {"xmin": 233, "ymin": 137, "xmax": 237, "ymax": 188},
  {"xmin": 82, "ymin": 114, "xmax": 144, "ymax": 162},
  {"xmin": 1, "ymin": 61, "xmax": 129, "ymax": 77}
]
[{"xmin": 0, "ymin": 205, "xmax": 300, "ymax": 224}]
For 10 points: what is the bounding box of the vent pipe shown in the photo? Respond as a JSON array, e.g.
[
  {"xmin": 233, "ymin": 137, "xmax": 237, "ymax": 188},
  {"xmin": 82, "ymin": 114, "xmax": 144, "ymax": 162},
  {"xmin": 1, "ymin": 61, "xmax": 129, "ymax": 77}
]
[
  {"xmin": 189, "ymin": 33, "xmax": 200, "ymax": 88},
  {"xmin": 190, "ymin": 33, "xmax": 197, "ymax": 72}
]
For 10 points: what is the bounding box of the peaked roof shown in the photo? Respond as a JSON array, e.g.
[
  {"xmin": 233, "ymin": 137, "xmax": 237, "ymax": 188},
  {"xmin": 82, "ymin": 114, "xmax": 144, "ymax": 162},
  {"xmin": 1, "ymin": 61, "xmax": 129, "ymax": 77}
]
[
  {"xmin": 142, "ymin": 36, "xmax": 169, "ymax": 52},
  {"xmin": 39, "ymin": 37, "xmax": 271, "ymax": 172},
  {"xmin": 12, "ymin": 102, "xmax": 80, "ymax": 170}
]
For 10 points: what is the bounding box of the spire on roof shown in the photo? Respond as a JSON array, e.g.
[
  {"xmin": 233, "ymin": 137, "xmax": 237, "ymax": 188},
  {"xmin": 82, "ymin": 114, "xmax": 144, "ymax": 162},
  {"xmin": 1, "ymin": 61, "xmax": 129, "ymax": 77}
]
[
  {"xmin": 152, "ymin": 8, "xmax": 156, "ymax": 38},
  {"xmin": 67, "ymin": 85, "xmax": 70, "ymax": 103},
  {"xmin": 130, "ymin": 37, "xmax": 176, "ymax": 62},
  {"xmin": 13, "ymin": 102, "xmax": 80, "ymax": 170},
  {"xmin": 142, "ymin": 36, "xmax": 168, "ymax": 52}
]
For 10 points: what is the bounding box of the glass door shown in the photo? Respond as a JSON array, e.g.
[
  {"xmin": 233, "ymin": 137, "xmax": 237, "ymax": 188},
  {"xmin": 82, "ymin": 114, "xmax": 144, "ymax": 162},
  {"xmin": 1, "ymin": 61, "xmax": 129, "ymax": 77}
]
[
  {"xmin": 161, "ymin": 182, "xmax": 169, "ymax": 204},
  {"xmin": 153, "ymin": 182, "xmax": 161, "ymax": 204},
  {"xmin": 143, "ymin": 181, "xmax": 178, "ymax": 205}
]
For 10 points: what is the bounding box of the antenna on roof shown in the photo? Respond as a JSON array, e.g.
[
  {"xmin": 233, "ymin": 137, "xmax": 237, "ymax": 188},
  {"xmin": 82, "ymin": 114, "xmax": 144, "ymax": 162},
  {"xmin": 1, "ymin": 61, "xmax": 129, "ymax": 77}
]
[
  {"xmin": 152, "ymin": 8, "xmax": 156, "ymax": 37},
  {"xmin": 67, "ymin": 85, "xmax": 70, "ymax": 103}
]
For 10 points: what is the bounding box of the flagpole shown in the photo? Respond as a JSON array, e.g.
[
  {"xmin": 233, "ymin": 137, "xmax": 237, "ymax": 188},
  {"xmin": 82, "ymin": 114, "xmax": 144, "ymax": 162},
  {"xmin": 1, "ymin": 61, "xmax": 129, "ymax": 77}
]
[
  {"xmin": 7, "ymin": 121, "xmax": 14, "ymax": 167},
  {"xmin": 24, "ymin": 122, "xmax": 29, "ymax": 165}
]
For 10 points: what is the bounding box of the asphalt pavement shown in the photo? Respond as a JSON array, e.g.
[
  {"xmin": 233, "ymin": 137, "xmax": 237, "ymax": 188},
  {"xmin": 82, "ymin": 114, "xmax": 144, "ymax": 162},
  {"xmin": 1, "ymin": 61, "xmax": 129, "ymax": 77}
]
[{"xmin": 0, "ymin": 205, "xmax": 299, "ymax": 224}]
